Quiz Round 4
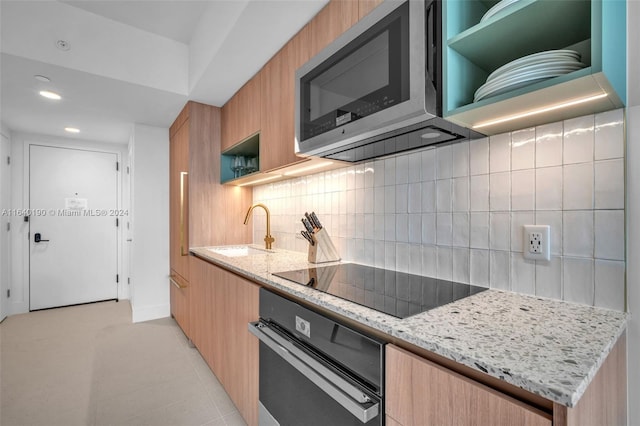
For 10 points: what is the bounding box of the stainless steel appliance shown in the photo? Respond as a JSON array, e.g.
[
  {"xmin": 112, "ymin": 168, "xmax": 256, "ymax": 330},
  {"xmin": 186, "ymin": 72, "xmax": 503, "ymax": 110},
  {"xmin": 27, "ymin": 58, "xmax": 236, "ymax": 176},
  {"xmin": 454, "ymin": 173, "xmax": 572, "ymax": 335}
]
[
  {"xmin": 273, "ymin": 263, "xmax": 488, "ymax": 319},
  {"xmin": 295, "ymin": 0, "xmax": 482, "ymax": 162},
  {"xmin": 249, "ymin": 289, "xmax": 385, "ymax": 425}
]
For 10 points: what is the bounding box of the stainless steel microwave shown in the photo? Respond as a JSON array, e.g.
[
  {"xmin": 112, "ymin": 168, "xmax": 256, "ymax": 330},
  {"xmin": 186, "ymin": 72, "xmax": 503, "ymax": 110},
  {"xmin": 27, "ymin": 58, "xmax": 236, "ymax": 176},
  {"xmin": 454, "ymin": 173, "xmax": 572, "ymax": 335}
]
[{"xmin": 295, "ymin": 0, "xmax": 479, "ymax": 162}]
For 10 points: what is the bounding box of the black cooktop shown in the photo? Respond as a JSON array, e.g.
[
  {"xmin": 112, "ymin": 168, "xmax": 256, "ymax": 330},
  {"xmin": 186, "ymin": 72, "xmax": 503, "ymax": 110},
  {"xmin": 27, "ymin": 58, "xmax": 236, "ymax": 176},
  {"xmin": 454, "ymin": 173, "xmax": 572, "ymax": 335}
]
[{"xmin": 272, "ymin": 263, "xmax": 487, "ymax": 319}]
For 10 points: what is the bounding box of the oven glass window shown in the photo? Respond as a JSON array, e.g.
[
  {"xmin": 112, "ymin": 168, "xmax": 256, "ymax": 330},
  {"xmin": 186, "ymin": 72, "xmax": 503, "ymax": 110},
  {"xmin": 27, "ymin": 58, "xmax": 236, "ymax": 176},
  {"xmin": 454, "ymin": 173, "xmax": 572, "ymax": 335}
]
[{"xmin": 300, "ymin": 2, "xmax": 409, "ymax": 141}]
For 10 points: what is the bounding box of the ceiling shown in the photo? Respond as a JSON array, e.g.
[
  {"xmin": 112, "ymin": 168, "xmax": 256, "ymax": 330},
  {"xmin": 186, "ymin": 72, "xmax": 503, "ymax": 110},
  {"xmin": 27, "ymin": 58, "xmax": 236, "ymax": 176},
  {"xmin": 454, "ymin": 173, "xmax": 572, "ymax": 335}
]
[{"xmin": 0, "ymin": 0, "xmax": 328, "ymax": 144}]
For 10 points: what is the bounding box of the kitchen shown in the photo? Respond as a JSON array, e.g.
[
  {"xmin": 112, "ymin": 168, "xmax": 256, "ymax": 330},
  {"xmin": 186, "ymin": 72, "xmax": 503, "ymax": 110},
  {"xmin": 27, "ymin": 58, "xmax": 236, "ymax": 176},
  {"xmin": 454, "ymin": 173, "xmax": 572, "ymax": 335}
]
[{"xmin": 0, "ymin": 0, "xmax": 638, "ymax": 425}]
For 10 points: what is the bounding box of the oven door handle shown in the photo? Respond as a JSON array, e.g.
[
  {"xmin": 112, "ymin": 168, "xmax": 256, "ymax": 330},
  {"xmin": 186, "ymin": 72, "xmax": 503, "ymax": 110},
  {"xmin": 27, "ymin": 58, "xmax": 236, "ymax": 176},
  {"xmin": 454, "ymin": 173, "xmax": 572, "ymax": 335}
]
[{"xmin": 248, "ymin": 321, "xmax": 379, "ymax": 424}]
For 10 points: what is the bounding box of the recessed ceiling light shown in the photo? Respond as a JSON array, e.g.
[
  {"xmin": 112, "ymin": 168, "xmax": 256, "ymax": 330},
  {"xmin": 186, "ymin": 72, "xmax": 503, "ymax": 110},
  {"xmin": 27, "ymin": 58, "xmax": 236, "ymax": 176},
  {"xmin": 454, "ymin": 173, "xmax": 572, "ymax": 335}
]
[
  {"xmin": 64, "ymin": 127, "xmax": 80, "ymax": 134},
  {"xmin": 56, "ymin": 40, "xmax": 71, "ymax": 51},
  {"xmin": 34, "ymin": 75, "xmax": 51, "ymax": 82},
  {"xmin": 39, "ymin": 90, "xmax": 61, "ymax": 100}
]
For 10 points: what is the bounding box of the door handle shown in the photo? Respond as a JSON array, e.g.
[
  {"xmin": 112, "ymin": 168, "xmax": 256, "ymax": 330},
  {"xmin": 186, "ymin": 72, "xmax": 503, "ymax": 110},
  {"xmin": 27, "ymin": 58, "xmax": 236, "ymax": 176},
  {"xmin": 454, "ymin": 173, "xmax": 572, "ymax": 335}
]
[{"xmin": 34, "ymin": 233, "xmax": 50, "ymax": 243}]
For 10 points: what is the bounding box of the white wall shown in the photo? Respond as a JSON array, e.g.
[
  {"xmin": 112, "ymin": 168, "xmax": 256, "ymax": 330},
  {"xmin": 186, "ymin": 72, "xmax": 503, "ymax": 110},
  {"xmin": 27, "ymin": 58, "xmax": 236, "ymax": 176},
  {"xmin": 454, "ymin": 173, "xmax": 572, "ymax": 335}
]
[
  {"xmin": 0, "ymin": 124, "xmax": 11, "ymax": 321},
  {"xmin": 626, "ymin": 2, "xmax": 639, "ymax": 424},
  {"xmin": 7, "ymin": 132, "xmax": 128, "ymax": 314},
  {"xmin": 128, "ymin": 124, "xmax": 170, "ymax": 323}
]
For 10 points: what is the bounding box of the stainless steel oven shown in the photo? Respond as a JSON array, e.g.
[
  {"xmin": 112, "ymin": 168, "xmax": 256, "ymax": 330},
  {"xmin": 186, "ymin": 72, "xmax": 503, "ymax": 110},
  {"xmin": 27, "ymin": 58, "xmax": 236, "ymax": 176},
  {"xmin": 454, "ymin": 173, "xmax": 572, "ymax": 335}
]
[{"xmin": 249, "ymin": 288, "xmax": 385, "ymax": 426}]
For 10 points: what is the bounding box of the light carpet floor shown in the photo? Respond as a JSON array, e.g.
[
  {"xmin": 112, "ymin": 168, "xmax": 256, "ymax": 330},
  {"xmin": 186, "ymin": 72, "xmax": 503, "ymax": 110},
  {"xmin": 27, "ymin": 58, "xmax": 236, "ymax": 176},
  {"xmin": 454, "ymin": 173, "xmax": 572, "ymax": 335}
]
[{"xmin": 0, "ymin": 300, "xmax": 247, "ymax": 426}]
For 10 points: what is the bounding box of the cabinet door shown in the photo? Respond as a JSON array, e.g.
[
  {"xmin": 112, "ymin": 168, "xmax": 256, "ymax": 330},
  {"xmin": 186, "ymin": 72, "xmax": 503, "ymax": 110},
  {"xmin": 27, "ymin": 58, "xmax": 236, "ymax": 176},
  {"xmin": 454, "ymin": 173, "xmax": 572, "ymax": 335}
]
[
  {"xmin": 386, "ymin": 345, "xmax": 552, "ymax": 426},
  {"xmin": 223, "ymin": 272, "xmax": 259, "ymax": 426},
  {"xmin": 169, "ymin": 117, "xmax": 190, "ymax": 281},
  {"xmin": 169, "ymin": 270, "xmax": 190, "ymax": 338},
  {"xmin": 259, "ymin": 29, "xmax": 309, "ymax": 172},
  {"xmin": 221, "ymin": 76, "xmax": 261, "ymax": 151},
  {"xmin": 191, "ymin": 257, "xmax": 259, "ymax": 426}
]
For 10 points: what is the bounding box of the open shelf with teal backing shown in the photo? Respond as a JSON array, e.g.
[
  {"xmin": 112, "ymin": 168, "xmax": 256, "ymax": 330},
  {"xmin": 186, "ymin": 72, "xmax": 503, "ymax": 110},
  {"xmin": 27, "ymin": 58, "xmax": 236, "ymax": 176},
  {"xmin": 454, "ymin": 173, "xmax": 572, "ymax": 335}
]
[
  {"xmin": 220, "ymin": 133, "xmax": 260, "ymax": 184},
  {"xmin": 442, "ymin": 0, "xmax": 626, "ymax": 134}
]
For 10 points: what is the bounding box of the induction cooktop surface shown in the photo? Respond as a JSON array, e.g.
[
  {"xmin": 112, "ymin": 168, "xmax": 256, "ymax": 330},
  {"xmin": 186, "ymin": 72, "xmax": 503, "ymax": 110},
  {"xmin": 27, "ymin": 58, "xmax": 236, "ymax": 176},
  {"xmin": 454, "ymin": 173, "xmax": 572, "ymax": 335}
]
[{"xmin": 272, "ymin": 263, "xmax": 487, "ymax": 319}]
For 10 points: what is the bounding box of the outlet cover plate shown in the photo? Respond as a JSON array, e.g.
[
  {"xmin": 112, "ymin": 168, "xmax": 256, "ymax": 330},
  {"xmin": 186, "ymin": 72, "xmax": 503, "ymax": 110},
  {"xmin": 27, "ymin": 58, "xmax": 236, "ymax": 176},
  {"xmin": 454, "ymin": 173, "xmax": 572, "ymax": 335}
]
[{"xmin": 523, "ymin": 225, "xmax": 550, "ymax": 261}]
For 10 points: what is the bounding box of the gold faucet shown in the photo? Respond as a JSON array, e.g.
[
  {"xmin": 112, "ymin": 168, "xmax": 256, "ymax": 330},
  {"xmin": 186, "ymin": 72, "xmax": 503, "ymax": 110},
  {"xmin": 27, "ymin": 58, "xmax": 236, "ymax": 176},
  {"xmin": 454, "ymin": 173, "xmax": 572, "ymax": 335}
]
[{"xmin": 243, "ymin": 203, "xmax": 275, "ymax": 250}]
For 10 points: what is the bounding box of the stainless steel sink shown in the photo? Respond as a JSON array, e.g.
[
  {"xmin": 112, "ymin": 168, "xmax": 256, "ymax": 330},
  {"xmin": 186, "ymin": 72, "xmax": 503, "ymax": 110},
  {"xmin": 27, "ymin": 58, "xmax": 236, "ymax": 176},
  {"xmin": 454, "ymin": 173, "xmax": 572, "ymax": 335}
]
[{"xmin": 206, "ymin": 245, "xmax": 273, "ymax": 257}]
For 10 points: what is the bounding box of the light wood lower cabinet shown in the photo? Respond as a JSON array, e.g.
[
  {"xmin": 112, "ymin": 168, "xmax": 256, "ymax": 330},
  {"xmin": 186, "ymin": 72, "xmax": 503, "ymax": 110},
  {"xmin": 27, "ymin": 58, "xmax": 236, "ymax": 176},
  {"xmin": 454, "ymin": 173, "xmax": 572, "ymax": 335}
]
[
  {"xmin": 386, "ymin": 344, "xmax": 552, "ymax": 426},
  {"xmin": 190, "ymin": 256, "xmax": 259, "ymax": 426},
  {"xmin": 169, "ymin": 271, "xmax": 190, "ymax": 338}
]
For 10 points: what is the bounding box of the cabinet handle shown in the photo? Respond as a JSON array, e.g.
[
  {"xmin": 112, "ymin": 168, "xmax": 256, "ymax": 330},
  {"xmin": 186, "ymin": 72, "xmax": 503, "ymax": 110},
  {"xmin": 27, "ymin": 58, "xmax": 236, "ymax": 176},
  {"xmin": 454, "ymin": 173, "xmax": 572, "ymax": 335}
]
[
  {"xmin": 170, "ymin": 276, "xmax": 187, "ymax": 289},
  {"xmin": 180, "ymin": 171, "xmax": 188, "ymax": 256}
]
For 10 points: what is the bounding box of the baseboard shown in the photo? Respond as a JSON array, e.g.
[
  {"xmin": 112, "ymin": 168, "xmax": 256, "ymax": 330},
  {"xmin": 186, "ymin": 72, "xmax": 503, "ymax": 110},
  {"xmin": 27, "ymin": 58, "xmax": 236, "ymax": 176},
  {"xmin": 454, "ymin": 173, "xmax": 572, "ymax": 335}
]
[{"xmin": 131, "ymin": 303, "xmax": 170, "ymax": 323}]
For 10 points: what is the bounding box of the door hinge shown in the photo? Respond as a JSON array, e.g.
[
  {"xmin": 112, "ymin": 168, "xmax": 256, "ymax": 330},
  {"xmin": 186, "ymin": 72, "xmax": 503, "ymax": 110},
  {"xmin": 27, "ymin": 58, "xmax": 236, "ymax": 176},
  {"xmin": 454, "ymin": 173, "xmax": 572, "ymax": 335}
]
[
  {"xmin": 116, "ymin": 162, "xmax": 119, "ymax": 171},
  {"xmin": 6, "ymin": 289, "xmax": 10, "ymax": 298},
  {"xmin": 127, "ymin": 277, "xmax": 130, "ymax": 285},
  {"xmin": 6, "ymin": 222, "xmax": 9, "ymax": 232},
  {"xmin": 126, "ymin": 166, "xmax": 130, "ymax": 174},
  {"xmin": 116, "ymin": 274, "xmax": 119, "ymax": 283},
  {"xmin": 116, "ymin": 218, "xmax": 119, "ymax": 227},
  {"xmin": 6, "ymin": 156, "xmax": 10, "ymax": 165}
]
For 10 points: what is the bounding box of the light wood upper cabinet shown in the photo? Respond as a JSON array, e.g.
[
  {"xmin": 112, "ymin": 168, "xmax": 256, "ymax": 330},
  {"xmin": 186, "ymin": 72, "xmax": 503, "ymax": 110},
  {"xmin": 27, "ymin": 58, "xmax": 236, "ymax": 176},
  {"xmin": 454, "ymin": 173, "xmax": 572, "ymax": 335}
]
[
  {"xmin": 358, "ymin": 0, "xmax": 384, "ymax": 20},
  {"xmin": 259, "ymin": 27, "xmax": 310, "ymax": 172},
  {"xmin": 308, "ymin": 0, "xmax": 359, "ymax": 58},
  {"xmin": 386, "ymin": 344, "xmax": 552, "ymax": 426},
  {"xmin": 221, "ymin": 76, "xmax": 261, "ymax": 152}
]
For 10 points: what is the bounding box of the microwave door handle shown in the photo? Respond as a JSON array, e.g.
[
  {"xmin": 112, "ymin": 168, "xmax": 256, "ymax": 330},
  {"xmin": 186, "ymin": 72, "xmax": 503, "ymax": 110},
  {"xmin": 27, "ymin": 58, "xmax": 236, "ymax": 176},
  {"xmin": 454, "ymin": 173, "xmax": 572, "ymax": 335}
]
[{"xmin": 248, "ymin": 321, "xmax": 380, "ymax": 424}]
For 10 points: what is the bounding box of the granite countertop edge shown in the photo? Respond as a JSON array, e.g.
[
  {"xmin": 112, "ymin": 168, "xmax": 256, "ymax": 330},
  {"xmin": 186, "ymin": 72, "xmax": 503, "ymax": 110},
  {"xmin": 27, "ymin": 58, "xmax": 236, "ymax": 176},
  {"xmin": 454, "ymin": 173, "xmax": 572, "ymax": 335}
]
[{"xmin": 190, "ymin": 246, "xmax": 629, "ymax": 408}]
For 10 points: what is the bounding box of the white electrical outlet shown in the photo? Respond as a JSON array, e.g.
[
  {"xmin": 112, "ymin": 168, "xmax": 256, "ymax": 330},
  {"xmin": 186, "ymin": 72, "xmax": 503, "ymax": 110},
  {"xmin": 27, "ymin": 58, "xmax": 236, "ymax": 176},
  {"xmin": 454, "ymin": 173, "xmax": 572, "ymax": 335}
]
[{"xmin": 523, "ymin": 225, "xmax": 550, "ymax": 261}]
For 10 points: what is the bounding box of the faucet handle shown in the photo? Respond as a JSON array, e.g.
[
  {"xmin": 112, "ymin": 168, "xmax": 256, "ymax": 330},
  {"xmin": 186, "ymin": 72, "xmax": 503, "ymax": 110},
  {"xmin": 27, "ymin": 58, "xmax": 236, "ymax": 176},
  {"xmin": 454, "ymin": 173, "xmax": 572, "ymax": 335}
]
[{"xmin": 264, "ymin": 235, "xmax": 275, "ymax": 250}]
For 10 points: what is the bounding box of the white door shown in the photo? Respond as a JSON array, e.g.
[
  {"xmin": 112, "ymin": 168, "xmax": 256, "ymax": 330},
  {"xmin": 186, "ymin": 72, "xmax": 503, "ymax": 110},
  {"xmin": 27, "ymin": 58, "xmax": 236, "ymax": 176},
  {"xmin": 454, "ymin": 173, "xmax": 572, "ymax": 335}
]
[
  {"xmin": 30, "ymin": 145, "xmax": 118, "ymax": 310},
  {"xmin": 0, "ymin": 133, "xmax": 10, "ymax": 320}
]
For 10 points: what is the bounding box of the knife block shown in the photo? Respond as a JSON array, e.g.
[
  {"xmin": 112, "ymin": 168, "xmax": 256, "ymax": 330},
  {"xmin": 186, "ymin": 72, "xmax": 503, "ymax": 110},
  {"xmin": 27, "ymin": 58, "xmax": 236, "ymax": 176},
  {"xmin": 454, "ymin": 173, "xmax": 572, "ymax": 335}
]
[{"xmin": 308, "ymin": 228, "xmax": 341, "ymax": 264}]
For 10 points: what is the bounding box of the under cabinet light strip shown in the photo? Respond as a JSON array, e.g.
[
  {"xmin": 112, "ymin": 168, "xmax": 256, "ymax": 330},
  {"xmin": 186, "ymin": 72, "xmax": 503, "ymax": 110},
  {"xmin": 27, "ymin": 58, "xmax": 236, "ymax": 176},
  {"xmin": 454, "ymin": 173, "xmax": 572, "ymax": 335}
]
[
  {"xmin": 283, "ymin": 161, "xmax": 334, "ymax": 176},
  {"xmin": 237, "ymin": 175, "xmax": 282, "ymax": 187},
  {"xmin": 472, "ymin": 93, "xmax": 608, "ymax": 129}
]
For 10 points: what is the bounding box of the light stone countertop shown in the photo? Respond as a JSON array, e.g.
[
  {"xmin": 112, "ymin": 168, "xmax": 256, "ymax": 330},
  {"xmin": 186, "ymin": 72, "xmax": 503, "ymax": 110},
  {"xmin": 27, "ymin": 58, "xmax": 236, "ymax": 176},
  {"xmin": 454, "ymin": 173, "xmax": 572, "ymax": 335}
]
[{"xmin": 190, "ymin": 245, "xmax": 628, "ymax": 408}]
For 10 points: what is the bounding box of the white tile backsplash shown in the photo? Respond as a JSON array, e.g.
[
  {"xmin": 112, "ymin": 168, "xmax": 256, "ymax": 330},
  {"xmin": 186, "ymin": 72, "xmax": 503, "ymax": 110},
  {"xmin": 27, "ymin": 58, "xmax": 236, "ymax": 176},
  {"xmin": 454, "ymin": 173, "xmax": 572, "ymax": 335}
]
[
  {"xmin": 536, "ymin": 166, "xmax": 563, "ymax": 210},
  {"xmin": 536, "ymin": 122, "xmax": 563, "ymax": 167},
  {"xmin": 511, "ymin": 128, "xmax": 536, "ymax": 170},
  {"xmin": 594, "ymin": 210, "xmax": 625, "ymax": 260},
  {"xmin": 594, "ymin": 259, "xmax": 625, "ymax": 311},
  {"xmin": 535, "ymin": 256, "xmax": 563, "ymax": 299},
  {"xmin": 452, "ymin": 141, "xmax": 470, "ymax": 177},
  {"xmin": 490, "ymin": 212, "xmax": 511, "ymax": 251},
  {"xmin": 595, "ymin": 109, "xmax": 624, "ymax": 160},
  {"xmin": 563, "ymin": 115, "xmax": 594, "ymax": 164},
  {"xmin": 511, "ymin": 254, "xmax": 535, "ymax": 295},
  {"xmin": 490, "ymin": 133, "xmax": 511, "ymax": 173},
  {"xmin": 469, "ymin": 137, "xmax": 489, "ymax": 175},
  {"xmin": 511, "ymin": 169, "xmax": 535, "ymax": 211},
  {"xmin": 470, "ymin": 212, "xmax": 489, "ymax": 249},
  {"xmin": 563, "ymin": 211, "xmax": 594, "ymax": 257},
  {"xmin": 470, "ymin": 249, "xmax": 490, "ymax": 287},
  {"xmin": 470, "ymin": 174, "xmax": 490, "ymax": 211},
  {"xmin": 490, "ymin": 172, "xmax": 511, "ymax": 211},
  {"xmin": 563, "ymin": 163, "xmax": 594, "ymax": 210},
  {"xmin": 437, "ymin": 144, "xmax": 453, "ymax": 179},
  {"xmin": 453, "ymin": 177, "xmax": 469, "ymax": 212},
  {"xmin": 595, "ymin": 159, "xmax": 624, "ymax": 209},
  {"xmin": 563, "ymin": 257, "xmax": 594, "ymax": 305},
  {"xmin": 253, "ymin": 110, "xmax": 626, "ymax": 311}
]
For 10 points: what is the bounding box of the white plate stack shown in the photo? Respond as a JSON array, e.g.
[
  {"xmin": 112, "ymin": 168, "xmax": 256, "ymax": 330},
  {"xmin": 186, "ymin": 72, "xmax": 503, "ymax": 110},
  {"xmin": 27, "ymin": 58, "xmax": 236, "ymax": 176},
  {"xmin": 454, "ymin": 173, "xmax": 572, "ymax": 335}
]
[
  {"xmin": 474, "ymin": 50, "xmax": 586, "ymax": 103},
  {"xmin": 480, "ymin": 0, "xmax": 522, "ymax": 23}
]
